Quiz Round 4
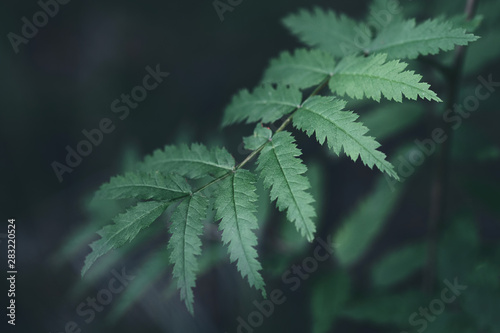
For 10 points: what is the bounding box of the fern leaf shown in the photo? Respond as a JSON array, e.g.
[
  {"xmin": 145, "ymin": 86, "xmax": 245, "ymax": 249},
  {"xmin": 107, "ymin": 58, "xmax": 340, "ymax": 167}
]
[
  {"xmin": 282, "ymin": 7, "xmax": 365, "ymax": 57},
  {"xmin": 329, "ymin": 54, "xmax": 441, "ymax": 102},
  {"xmin": 168, "ymin": 194, "xmax": 209, "ymax": 315},
  {"xmin": 243, "ymin": 124, "xmax": 272, "ymax": 151},
  {"xmin": 257, "ymin": 131, "xmax": 316, "ymax": 241},
  {"xmin": 82, "ymin": 201, "xmax": 169, "ymax": 276},
  {"xmin": 140, "ymin": 144, "xmax": 234, "ymax": 179},
  {"xmin": 262, "ymin": 49, "xmax": 335, "ymax": 89},
  {"xmin": 294, "ymin": 96, "xmax": 398, "ymax": 179},
  {"xmin": 222, "ymin": 84, "xmax": 301, "ymax": 126},
  {"xmin": 94, "ymin": 171, "xmax": 191, "ymax": 201},
  {"xmin": 367, "ymin": 18, "xmax": 479, "ymax": 59},
  {"xmin": 215, "ymin": 169, "xmax": 266, "ymax": 295}
]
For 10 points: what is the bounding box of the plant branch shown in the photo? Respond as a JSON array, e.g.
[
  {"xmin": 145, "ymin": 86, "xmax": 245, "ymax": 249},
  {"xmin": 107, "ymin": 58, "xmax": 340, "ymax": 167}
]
[{"xmin": 193, "ymin": 76, "xmax": 331, "ymax": 195}]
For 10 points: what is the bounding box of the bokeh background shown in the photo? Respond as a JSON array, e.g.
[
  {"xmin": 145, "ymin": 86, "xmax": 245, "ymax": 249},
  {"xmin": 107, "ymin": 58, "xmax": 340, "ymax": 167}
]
[{"xmin": 1, "ymin": 0, "xmax": 499, "ymax": 332}]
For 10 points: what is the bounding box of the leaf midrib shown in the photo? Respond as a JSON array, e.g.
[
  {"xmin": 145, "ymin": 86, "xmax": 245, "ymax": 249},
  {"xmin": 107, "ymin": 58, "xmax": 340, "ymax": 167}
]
[
  {"xmin": 230, "ymin": 173, "xmax": 259, "ymax": 286},
  {"xmin": 298, "ymin": 107, "xmax": 396, "ymax": 178},
  {"xmin": 146, "ymin": 158, "xmax": 233, "ymax": 172},
  {"xmin": 106, "ymin": 183, "xmax": 189, "ymax": 195},
  {"xmin": 237, "ymin": 99, "xmax": 298, "ymax": 108},
  {"xmin": 369, "ymin": 34, "xmax": 473, "ymax": 55},
  {"xmin": 334, "ymin": 72, "xmax": 436, "ymax": 99},
  {"xmin": 102, "ymin": 202, "xmax": 166, "ymax": 254},
  {"xmin": 271, "ymin": 63, "xmax": 333, "ymax": 76},
  {"xmin": 270, "ymin": 140, "xmax": 312, "ymax": 238}
]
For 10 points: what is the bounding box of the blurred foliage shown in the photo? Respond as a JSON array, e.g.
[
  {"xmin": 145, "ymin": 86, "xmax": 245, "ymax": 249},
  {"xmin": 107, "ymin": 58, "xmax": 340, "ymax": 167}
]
[{"xmin": 4, "ymin": 0, "xmax": 498, "ymax": 332}]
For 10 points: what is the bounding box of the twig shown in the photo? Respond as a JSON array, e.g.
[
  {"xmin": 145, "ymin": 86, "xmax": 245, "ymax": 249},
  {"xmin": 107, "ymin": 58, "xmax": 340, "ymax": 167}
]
[{"xmin": 423, "ymin": 0, "xmax": 479, "ymax": 293}]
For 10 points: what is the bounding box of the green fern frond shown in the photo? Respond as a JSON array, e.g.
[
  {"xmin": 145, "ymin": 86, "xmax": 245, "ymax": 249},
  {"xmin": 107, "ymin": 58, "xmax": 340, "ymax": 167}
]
[
  {"xmin": 282, "ymin": 7, "xmax": 366, "ymax": 57},
  {"xmin": 139, "ymin": 144, "xmax": 234, "ymax": 179},
  {"xmin": 82, "ymin": 201, "xmax": 169, "ymax": 276},
  {"xmin": 78, "ymin": 2, "xmax": 476, "ymax": 318},
  {"xmin": 168, "ymin": 194, "xmax": 209, "ymax": 315},
  {"xmin": 257, "ymin": 131, "xmax": 316, "ymax": 241},
  {"xmin": 329, "ymin": 54, "xmax": 442, "ymax": 102},
  {"xmin": 294, "ymin": 96, "xmax": 398, "ymax": 179},
  {"xmin": 367, "ymin": 18, "xmax": 479, "ymax": 59},
  {"xmin": 214, "ymin": 169, "xmax": 266, "ymax": 295},
  {"xmin": 283, "ymin": 7, "xmax": 477, "ymax": 60},
  {"xmin": 222, "ymin": 84, "xmax": 302, "ymax": 126},
  {"xmin": 94, "ymin": 171, "xmax": 191, "ymax": 201},
  {"xmin": 262, "ymin": 49, "xmax": 335, "ymax": 89}
]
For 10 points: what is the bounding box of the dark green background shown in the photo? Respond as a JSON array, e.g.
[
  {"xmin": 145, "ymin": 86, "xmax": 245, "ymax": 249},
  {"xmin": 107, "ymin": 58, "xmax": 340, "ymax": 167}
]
[{"xmin": 0, "ymin": 0, "xmax": 499, "ymax": 332}]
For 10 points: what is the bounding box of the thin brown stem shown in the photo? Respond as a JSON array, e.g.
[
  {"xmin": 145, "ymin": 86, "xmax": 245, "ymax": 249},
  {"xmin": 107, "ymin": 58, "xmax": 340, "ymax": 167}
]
[{"xmin": 423, "ymin": 0, "xmax": 479, "ymax": 293}]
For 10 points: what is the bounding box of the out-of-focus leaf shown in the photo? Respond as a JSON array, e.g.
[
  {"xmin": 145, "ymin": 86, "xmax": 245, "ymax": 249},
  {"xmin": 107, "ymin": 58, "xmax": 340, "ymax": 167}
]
[
  {"xmin": 366, "ymin": 0, "xmax": 404, "ymax": 31},
  {"xmin": 372, "ymin": 242, "xmax": 426, "ymax": 288},
  {"xmin": 424, "ymin": 312, "xmax": 477, "ymax": 333},
  {"xmin": 437, "ymin": 216, "xmax": 479, "ymax": 282},
  {"xmin": 333, "ymin": 175, "xmax": 403, "ymax": 267},
  {"xmin": 50, "ymin": 199, "xmax": 123, "ymax": 266},
  {"xmin": 310, "ymin": 270, "xmax": 351, "ymax": 333},
  {"xmin": 109, "ymin": 244, "xmax": 227, "ymax": 322},
  {"xmin": 460, "ymin": 249, "xmax": 500, "ymax": 332},
  {"xmin": 448, "ymin": 14, "xmax": 483, "ymax": 32},
  {"xmin": 468, "ymin": 261, "xmax": 500, "ymax": 289},
  {"xmin": 70, "ymin": 220, "xmax": 164, "ymax": 301},
  {"xmin": 107, "ymin": 248, "xmax": 171, "ymax": 322},
  {"xmin": 464, "ymin": 29, "xmax": 500, "ymax": 74},
  {"xmin": 461, "ymin": 289, "xmax": 500, "ymax": 333},
  {"xmin": 359, "ymin": 102, "xmax": 424, "ymax": 141},
  {"xmin": 341, "ymin": 290, "xmax": 425, "ymax": 326},
  {"xmin": 461, "ymin": 177, "xmax": 500, "ymax": 218}
]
